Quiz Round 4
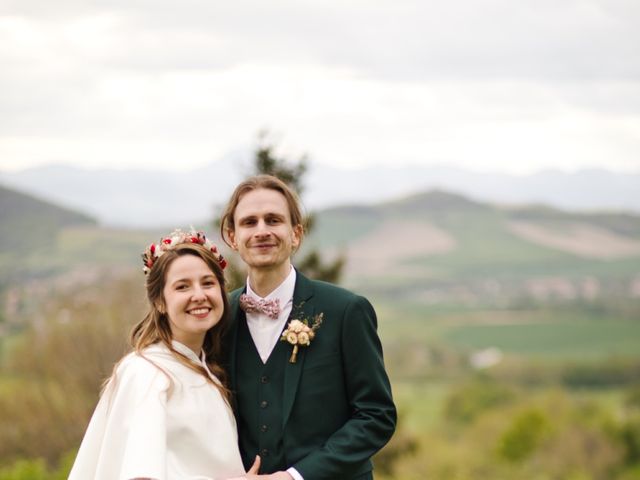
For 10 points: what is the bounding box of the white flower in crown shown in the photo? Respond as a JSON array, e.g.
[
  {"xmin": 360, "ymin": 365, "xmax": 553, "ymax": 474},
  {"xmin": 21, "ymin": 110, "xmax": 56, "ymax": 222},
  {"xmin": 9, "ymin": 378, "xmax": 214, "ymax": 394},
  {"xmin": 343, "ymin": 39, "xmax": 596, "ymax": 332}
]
[{"xmin": 141, "ymin": 228, "xmax": 227, "ymax": 275}]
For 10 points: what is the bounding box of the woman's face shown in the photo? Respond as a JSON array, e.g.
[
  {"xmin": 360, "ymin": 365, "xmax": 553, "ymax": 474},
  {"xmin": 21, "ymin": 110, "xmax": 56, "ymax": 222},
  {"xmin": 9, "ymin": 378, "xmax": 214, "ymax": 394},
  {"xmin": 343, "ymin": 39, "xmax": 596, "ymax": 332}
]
[{"xmin": 162, "ymin": 254, "xmax": 224, "ymax": 351}]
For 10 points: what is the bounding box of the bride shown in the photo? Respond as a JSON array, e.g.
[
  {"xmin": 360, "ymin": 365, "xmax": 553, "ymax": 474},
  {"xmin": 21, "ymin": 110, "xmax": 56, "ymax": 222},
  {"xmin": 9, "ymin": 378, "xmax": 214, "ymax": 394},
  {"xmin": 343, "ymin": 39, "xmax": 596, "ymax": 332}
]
[{"xmin": 69, "ymin": 230, "xmax": 259, "ymax": 480}]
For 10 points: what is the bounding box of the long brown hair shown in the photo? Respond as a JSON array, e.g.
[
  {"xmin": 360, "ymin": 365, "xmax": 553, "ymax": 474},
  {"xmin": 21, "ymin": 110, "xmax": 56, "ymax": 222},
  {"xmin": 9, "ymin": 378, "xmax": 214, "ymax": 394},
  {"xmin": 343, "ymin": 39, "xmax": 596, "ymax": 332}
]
[
  {"xmin": 110, "ymin": 243, "xmax": 231, "ymax": 403},
  {"xmin": 220, "ymin": 174, "xmax": 306, "ymax": 248}
]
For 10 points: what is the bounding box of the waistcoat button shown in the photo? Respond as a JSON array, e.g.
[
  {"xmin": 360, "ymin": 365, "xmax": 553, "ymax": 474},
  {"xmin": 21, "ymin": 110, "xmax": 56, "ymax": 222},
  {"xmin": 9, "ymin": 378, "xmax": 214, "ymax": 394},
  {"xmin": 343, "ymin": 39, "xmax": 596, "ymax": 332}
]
[
  {"xmin": 260, "ymin": 424, "xmax": 268, "ymax": 432},
  {"xmin": 260, "ymin": 375, "xmax": 269, "ymax": 384},
  {"xmin": 260, "ymin": 400, "xmax": 269, "ymax": 408}
]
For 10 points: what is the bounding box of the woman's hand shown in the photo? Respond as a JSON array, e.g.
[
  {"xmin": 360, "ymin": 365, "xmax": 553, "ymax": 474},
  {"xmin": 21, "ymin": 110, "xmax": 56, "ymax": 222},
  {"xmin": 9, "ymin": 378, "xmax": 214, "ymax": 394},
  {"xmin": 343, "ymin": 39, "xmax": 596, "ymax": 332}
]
[
  {"xmin": 247, "ymin": 455, "xmax": 261, "ymax": 475},
  {"xmin": 224, "ymin": 457, "xmax": 293, "ymax": 479},
  {"xmin": 243, "ymin": 472, "xmax": 292, "ymax": 479},
  {"xmin": 224, "ymin": 455, "xmax": 261, "ymax": 480}
]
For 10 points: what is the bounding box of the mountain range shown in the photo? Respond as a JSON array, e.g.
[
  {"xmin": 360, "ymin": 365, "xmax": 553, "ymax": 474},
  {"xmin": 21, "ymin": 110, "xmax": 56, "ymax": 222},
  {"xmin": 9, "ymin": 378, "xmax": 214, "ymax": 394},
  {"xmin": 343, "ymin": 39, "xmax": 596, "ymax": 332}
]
[
  {"xmin": 2, "ymin": 182, "xmax": 639, "ymax": 308},
  {"xmin": 1, "ymin": 157, "xmax": 639, "ymax": 227}
]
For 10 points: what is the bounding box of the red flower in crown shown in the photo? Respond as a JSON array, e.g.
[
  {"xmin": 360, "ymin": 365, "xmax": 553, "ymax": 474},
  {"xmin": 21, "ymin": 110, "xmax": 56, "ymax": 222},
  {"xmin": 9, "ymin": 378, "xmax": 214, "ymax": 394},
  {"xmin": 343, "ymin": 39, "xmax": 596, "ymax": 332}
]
[{"xmin": 141, "ymin": 228, "xmax": 227, "ymax": 275}]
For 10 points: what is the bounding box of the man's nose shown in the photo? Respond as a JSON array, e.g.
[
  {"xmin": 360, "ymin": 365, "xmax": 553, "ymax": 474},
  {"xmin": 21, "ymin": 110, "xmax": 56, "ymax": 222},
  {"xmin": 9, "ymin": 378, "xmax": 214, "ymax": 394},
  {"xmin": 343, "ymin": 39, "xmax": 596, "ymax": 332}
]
[{"xmin": 255, "ymin": 219, "xmax": 271, "ymax": 236}]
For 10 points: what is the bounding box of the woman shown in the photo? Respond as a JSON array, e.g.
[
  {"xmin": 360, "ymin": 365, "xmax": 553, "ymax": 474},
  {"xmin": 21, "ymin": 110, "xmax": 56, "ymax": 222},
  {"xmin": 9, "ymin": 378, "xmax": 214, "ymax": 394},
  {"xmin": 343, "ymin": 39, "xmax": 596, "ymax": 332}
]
[{"xmin": 69, "ymin": 229, "xmax": 258, "ymax": 480}]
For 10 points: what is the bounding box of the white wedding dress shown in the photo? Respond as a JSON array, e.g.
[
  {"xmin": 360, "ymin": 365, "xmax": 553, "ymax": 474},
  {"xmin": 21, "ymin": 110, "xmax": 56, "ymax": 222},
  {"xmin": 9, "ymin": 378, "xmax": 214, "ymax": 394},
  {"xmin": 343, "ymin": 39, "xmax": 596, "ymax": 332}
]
[{"xmin": 69, "ymin": 341, "xmax": 245, "ymax": 480}]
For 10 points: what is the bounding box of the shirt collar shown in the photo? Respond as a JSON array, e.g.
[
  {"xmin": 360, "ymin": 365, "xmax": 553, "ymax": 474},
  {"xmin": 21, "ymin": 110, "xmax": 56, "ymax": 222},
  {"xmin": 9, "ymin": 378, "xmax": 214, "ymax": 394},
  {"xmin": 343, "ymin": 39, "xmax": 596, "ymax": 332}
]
[
  {"xmin": 171, "ymin": 340, "xmax": 204, "ymax": 364},
  {"xmin": 246, "ymin": 266, "xmax": 296, "ymax": 306}
]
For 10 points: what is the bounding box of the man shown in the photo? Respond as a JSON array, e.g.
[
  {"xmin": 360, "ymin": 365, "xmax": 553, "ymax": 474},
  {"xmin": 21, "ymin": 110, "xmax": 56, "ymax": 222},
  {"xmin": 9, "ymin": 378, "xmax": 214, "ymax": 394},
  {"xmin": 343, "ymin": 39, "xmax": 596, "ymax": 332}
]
[{"xmin": 221, "ymin": 175, "xmax": 396, "ymax": 480}]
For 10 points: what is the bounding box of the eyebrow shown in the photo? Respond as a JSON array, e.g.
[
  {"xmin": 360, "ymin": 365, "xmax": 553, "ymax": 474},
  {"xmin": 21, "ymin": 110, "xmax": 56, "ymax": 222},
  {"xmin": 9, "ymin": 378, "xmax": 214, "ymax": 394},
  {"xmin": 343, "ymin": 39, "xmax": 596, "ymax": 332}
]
[{"xmin": 170, "ymin": 274, "xmax": 216, "ymax": 286}]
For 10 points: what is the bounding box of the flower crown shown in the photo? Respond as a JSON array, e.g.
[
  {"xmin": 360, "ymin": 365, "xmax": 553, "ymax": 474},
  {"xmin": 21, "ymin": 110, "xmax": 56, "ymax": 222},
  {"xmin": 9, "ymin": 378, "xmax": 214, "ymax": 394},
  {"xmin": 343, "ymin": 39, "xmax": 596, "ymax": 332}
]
[{"xmin": 141, "ymin": 229, "xmax": 227, "ymax": 275}]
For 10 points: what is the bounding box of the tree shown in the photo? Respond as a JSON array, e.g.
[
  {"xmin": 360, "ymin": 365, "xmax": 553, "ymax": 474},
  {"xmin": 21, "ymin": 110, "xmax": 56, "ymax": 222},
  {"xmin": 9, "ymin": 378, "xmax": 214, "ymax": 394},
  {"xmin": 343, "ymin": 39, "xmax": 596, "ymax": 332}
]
[{"xmin": 217, "ymin": 131, "xmax": 345, "ymax": 290}]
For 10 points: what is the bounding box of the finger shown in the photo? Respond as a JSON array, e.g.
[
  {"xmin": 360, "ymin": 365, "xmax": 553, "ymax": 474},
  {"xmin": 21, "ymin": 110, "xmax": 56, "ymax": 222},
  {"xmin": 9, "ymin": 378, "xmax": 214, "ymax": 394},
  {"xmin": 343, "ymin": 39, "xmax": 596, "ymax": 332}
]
[{"xmin": 247, "ymin": 455, "xmax": 261, "ymax": 474}]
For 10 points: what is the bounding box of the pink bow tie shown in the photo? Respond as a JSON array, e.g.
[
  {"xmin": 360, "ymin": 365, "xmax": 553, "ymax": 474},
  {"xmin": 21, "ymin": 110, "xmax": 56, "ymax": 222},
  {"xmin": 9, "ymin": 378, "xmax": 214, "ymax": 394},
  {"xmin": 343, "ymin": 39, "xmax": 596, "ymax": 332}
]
[{"xmin": 239, "ymin": 294, "xmax": 281, "ymax": 319}]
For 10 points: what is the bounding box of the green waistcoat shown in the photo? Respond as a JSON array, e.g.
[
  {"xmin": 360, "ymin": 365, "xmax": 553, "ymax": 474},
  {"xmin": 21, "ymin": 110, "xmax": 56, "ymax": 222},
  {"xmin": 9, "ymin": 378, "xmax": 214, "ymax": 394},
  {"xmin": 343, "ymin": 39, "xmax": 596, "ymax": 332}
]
[{"xmin": 235, "ymin": 315, "xmax": 289, "ymax": 472}]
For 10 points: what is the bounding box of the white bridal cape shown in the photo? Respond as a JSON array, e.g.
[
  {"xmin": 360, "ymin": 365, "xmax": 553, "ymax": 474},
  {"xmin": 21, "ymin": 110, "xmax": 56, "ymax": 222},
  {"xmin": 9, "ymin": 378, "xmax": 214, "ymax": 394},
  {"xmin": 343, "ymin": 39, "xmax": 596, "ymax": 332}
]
[{"xmin": 69, "ymin": 341, "xmax": 245, "ymax": 480}]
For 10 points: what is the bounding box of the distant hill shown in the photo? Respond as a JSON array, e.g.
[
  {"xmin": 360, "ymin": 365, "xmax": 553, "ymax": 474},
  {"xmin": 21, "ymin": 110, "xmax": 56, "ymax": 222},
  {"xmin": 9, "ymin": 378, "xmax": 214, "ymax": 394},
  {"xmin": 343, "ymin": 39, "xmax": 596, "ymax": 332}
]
[
  {"xmin": 309, "ymin": 190, "xmax": 640, "ymax": 302},
  {"xmin": 0, "ymin": 161, "xmax": 639, "ymax": 227},
  {"xmin": 0, "ymin": 184, "xmax": 96, "ymax": 254},
  {"xmin": 1, "ymin": 185, "xmax": 639, "ymax": 308}
]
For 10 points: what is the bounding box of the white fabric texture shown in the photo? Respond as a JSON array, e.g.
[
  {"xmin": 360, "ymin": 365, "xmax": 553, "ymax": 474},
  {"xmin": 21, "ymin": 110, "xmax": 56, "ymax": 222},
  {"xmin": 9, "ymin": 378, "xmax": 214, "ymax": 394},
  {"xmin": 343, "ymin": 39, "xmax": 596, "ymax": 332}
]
[{"xmin": 69, "ymin": 341, "xmax": 245, "ymax": 480}]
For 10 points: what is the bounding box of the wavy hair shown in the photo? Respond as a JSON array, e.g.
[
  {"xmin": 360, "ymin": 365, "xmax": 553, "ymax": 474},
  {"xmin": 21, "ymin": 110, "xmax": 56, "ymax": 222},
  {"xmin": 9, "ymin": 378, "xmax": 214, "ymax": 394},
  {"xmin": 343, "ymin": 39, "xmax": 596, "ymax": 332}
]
[{"xmin": 105, "ymin": 242, "xmax": 231, "ymax": 403}]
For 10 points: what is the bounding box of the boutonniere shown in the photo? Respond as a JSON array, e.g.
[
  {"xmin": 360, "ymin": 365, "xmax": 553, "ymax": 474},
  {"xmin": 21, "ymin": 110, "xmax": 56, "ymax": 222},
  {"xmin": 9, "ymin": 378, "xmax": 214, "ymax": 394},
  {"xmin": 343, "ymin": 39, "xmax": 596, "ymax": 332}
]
[{"xmin": 280, "ymin": 313, "xmax": 323, "ymax": 363}]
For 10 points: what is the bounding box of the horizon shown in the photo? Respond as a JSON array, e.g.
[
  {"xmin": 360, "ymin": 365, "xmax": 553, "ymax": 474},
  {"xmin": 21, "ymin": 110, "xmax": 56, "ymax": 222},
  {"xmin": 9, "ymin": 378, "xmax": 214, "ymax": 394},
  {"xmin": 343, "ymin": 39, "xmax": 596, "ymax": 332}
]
[
  {"xmin": 3, "ymin": 162, "xmax": 640, "ymax": 230},
  {"xmin": 1, "ymin": 156, "xmax": 640, "ymax": 177}
]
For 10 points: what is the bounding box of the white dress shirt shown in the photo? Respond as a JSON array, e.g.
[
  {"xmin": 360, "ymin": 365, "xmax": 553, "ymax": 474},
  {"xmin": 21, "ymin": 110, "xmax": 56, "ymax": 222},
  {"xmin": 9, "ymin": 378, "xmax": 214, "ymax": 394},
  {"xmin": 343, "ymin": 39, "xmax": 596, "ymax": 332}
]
[
  {"xmin": 245, "ymin": 267, "xmax": 296, "ymax": 364},
  {"xmin": 244, "ymin": 267, "xmax": 304, "ymax": 480},
  {"xmin": 69, "ymin": 341, "xmax": 245, "ymax": 480}
]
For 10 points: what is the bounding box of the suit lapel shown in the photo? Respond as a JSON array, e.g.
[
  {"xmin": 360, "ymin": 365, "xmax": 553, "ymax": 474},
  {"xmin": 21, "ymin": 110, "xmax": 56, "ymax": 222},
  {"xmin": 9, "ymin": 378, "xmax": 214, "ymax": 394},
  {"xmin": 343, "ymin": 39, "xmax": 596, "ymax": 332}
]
[{"xmin": 282, "ymin": 271, "xmax": 315, "ymax": 428}]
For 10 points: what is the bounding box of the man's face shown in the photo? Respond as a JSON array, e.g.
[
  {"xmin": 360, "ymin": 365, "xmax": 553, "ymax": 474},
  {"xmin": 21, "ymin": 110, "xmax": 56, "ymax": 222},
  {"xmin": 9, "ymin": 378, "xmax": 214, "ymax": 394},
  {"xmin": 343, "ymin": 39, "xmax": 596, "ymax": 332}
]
[{"xmin": 229, "ymin": 188, "xmax": 302, "ymax": 272}]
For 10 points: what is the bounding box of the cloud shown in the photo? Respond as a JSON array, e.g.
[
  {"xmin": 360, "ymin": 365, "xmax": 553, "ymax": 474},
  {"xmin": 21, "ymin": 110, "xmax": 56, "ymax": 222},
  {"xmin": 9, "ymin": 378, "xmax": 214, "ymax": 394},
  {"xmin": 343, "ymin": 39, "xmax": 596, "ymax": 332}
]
[
  {"xmin": 0, "ymin": 0, "xmax": 639, "ymax": 173},
  {"xmin": 4, "ymin": 0, "xmax": 639, "ymax": 80}
]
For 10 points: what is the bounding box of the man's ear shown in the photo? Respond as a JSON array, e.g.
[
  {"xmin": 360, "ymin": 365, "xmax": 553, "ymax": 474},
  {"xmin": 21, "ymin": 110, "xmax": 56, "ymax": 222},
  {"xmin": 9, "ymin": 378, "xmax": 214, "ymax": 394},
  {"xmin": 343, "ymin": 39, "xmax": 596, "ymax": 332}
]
[
  {"xmin": 227, "ymin": 228, "xmax": 238, "ymax": 250},
  {"xmin": 292, "ymin": 224, "xmax": 303, "ymax": 250}
]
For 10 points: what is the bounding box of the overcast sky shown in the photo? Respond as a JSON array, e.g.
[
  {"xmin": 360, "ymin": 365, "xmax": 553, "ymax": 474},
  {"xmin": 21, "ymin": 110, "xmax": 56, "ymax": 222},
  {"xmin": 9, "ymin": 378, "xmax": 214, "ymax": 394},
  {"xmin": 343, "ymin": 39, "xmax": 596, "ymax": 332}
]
[{"xmin": 1, "ymin": 0, "xmax": 639, "ymax": 174}]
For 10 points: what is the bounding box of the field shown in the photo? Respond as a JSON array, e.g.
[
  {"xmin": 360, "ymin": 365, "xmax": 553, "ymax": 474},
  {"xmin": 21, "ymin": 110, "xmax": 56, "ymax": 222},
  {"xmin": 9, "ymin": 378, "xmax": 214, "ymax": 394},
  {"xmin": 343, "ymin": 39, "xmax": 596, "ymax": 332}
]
[{"xmin": 377, "ymin": 302, "xmax": 640, "ymax": 360}]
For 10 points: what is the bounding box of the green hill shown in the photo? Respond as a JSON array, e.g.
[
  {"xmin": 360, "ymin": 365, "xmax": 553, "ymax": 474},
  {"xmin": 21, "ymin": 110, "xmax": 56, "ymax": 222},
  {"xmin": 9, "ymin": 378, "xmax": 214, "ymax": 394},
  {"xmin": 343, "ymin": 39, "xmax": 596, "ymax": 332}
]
[
  {"xmin": 2, "ymin": 185, "xmax": 639, "ymax": 306},
  {"xmin": 310, "ymin": 190, "xmax": 640, "ymax": 301},
  {"xmin": 0, "ymin": 184, "xmax": 97, "ymax": 253}
]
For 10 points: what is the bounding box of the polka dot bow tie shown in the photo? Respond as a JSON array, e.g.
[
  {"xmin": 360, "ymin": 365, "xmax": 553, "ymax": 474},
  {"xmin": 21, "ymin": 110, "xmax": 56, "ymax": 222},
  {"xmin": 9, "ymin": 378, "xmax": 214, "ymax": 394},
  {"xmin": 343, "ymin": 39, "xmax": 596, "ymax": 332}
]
[{"xmin": 239, "ymin": 294, "xmax": 281, "ymax": 319}]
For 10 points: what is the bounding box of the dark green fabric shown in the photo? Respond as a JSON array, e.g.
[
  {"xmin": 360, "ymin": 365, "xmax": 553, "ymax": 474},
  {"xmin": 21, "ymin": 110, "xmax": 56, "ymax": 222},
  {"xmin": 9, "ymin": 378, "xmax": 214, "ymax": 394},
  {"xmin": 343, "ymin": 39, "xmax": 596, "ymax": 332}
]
[
  {"xmin": 235, "ymin": 314, "xmax": 288, "ymax": 472},
  {"xmin": 226, "ymin": 271, "xmax": 397, "ymax": 480}
]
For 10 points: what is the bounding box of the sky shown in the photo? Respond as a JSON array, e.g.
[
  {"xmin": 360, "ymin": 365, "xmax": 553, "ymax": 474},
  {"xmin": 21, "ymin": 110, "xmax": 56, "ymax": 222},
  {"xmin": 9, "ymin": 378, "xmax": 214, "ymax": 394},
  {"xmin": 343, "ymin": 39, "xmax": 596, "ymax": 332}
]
[{"xmin": 1, "ymin": 0, "xmax": 639, "ymax": 175}]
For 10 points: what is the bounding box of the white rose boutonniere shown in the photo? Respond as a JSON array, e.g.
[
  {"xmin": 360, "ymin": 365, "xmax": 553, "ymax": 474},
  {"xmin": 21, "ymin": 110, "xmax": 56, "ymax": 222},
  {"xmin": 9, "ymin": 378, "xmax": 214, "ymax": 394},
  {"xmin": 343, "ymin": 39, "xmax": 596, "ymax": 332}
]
[{"xmin": 280, "ymin": 314, "xmax": 323, "ymax": 363}]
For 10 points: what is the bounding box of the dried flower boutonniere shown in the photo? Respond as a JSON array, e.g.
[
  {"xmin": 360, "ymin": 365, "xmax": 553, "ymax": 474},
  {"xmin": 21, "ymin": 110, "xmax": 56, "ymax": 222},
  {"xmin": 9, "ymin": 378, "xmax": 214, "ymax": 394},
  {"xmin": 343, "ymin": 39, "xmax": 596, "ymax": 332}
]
[{"xmin": 280, "ymin": 313, "xmax": 324, "ymax": 363}]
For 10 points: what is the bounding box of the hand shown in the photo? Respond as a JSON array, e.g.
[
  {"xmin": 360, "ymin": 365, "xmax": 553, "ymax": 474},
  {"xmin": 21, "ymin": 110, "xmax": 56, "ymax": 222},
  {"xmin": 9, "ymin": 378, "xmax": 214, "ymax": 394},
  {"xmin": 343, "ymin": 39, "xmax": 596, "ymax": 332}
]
[
  {"xmin": 247, "ymin": 455, "xmax": 261, "ymax": 475},
  {"xmin": 223, "ymin": 455, "xmax": 261, "ymax": 479},
  {"xmin": 242, "ymin": 471, "xmax": 293, "ymax": 479}
]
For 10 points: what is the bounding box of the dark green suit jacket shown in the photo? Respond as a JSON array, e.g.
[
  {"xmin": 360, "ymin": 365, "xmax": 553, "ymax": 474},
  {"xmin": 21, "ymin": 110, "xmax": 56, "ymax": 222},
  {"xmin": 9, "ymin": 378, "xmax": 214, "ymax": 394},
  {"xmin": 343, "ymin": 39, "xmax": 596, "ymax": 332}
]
[{"xmin": 226, "ymin": 271, "xmax": 397, "ymax": 480}]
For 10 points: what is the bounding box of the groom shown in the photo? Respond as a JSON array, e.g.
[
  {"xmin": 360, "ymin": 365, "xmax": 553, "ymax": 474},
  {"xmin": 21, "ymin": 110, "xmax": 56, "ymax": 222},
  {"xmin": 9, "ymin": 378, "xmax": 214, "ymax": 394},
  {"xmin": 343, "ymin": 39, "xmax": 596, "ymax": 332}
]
[{"xmin": 220, "ymin": 175, "xmax": 396, "ymax": 480}]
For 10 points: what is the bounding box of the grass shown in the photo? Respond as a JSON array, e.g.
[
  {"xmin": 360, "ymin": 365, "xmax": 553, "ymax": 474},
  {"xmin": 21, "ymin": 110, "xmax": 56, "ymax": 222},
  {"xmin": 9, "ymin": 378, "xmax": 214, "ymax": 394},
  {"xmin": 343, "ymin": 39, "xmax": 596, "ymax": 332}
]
[
  {"xmin": 390, "ymin": 378, "xmax": 631, "ymax": 435},
  {"xmin": 376, "ymin": 301, "xmax": 640, "ymax": 361},
  {"xmin": 5, "ymin": 226, "xmax": 159, "ymax": 277},
  {"xmin": 392, "ymin": 380, "xmax": 450, "ymax": 431},
  {"xmin": 442, "ymin": 319, "xmax": 640, "ymax": 359}
]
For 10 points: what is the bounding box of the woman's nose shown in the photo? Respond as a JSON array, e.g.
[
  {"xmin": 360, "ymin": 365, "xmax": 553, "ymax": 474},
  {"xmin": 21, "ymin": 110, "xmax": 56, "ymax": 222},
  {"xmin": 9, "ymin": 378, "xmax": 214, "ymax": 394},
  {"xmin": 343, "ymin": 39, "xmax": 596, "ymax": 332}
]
[{"xmin": 191, "ymin": 285, "xmax": 206, "ymax": 301}]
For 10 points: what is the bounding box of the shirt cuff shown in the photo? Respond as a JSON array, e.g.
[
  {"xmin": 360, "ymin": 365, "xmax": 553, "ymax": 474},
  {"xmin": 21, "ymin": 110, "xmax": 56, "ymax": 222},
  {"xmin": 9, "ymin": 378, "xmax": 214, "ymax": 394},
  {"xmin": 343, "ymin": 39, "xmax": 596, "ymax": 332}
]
[{"xmin": 287, "ymin": 467, "xmax": 304, "ymax": 480}]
